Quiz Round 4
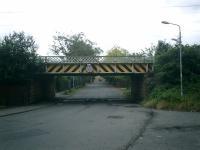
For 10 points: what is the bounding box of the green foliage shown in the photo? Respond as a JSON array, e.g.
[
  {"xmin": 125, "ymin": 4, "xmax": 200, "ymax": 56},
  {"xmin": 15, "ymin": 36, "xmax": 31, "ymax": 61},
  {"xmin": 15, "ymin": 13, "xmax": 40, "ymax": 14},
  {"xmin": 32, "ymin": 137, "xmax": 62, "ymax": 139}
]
[
  {"xmin": 55, "ymin": 76, "xmax": 90, "ymax": 92},
  {"xmin": 0, "ymin": 32, "xmax": 43, "ymax": 81},
  {"xmin": 143, "ymin": 41, "xmax": 200, "ymax": 111},
  {"xmin": 182, "ymin": 44, "xmax": 200, "ymax": 83},
  {"xmin": 149, "ymin": 86, "xmax": 181, "ymax": 101},
  {"xmin": 122, "ymin": 88, "xmax": 131, "ymax": 99},
  {"xmin": 51, "ymin": 32, "xmax": 102, "ymax": 56},
  {"xmin": 107, "ymin": 46, "xmax": 129, "ymax": 56},
  {"xmin": 152, "ymin": 41, "xmax": 200, "ymax": 88},
  {"xmin": 154, "ymin": 41, "xmax": 180, "ymax": 86}
]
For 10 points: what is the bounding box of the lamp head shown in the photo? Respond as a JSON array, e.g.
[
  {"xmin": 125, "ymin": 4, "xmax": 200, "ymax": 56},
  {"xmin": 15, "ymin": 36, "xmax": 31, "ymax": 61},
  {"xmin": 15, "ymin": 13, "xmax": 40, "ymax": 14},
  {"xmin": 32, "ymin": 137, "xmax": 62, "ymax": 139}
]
[
  {"xmin": 171, "ymin": 38, "xmax": 179, "ymax": 43},
  {"xmin": 161, "ymin": 21, "xmax": 170, "ymax": 24}
]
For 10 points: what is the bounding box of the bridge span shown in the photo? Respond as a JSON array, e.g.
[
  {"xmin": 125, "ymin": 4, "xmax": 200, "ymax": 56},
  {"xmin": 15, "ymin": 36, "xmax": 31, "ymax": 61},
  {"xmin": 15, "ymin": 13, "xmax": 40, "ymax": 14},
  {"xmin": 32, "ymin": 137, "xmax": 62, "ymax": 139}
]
[{"xmin": 40, "ymin": 56, "xmax": 153, "ymax": 75}]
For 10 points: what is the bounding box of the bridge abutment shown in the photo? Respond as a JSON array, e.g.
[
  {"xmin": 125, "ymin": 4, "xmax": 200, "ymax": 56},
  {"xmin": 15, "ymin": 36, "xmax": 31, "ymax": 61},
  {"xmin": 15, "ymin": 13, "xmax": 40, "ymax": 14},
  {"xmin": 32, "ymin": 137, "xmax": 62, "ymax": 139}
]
[
  {"xmin": 0, "ymin": 76, "xmax": 56, "ymax": 106},
  {"xmin": 28, "ymin": 76, "xmax": 56, "ymax": 103},
  {"xmin": 130, "ymin": 74, "xmax": 145, "ymax": 103}
]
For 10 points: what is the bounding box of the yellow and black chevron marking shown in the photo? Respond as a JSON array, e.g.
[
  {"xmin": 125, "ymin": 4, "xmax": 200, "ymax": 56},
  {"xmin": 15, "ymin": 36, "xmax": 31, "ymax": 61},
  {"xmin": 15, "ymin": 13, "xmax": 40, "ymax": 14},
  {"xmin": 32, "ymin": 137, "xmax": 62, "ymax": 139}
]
[{"xmin": 46, "ymin": 63, "xmax": 153, "ymax": 74}]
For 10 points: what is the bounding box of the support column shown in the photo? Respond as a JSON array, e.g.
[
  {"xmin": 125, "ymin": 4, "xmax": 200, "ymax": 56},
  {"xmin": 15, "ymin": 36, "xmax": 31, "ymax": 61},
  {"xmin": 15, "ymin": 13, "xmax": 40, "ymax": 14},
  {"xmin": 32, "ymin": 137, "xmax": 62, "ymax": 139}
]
[
  {"xmin": 130, "ymin": 74, "xmax": 144, "ymax": 103},
  {"xmin": 42, "ymin": 76, "xmax": 56, "ymax": 101},
  {"xmin": 29, "ymin": 76, "xmax": 56, "ymax": 103}
]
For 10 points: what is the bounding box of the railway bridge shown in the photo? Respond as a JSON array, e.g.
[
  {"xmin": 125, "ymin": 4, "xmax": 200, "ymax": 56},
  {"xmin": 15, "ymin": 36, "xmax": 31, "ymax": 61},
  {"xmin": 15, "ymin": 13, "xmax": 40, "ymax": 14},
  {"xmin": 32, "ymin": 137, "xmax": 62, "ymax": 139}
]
[{"xmin": 40, "ymin": 56, "xmax": 154, "ymax": 102}]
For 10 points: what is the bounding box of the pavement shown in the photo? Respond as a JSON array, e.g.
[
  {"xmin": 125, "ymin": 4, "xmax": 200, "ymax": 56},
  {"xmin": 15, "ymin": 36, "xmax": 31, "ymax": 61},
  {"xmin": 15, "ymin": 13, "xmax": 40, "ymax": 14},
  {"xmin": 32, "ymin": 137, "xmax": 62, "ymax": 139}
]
[
  {"xmin": 0, "ymin": 104, "xmax": 50, "ymax": 117},
  {"xmin": 130, "ymin": 110, "xmax": 200, "ymax": 150}
]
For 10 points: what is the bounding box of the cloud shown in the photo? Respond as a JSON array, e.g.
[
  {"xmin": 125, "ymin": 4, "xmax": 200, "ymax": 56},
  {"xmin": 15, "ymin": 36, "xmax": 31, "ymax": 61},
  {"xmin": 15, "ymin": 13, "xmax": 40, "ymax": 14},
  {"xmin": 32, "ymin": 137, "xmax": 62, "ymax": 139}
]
[
  {"xmin": 164, "ymin": 0, "xmax": 200, "ymax": 13},
  {"xmin": 0, "ymin": 0, "xmax": 200, "ymax": 55}
]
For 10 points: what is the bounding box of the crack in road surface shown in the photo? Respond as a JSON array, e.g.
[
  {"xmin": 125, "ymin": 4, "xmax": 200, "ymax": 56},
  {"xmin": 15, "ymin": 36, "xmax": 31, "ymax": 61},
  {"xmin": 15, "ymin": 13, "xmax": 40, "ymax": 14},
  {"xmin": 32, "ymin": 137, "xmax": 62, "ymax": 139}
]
[
  {"xmin": 153, "ymin": 124, "xmax": 200, "ymax": 132},
  {"xmin": 118, "ymin": 110, "xmax": 155, "ymax": 150}
]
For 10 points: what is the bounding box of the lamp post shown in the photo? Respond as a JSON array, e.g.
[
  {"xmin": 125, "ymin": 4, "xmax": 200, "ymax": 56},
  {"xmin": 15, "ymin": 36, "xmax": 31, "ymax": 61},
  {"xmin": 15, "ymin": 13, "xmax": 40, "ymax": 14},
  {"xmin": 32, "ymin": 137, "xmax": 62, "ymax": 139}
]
[{"xmin": 161, "ymin": 21, "xmax": 183, "ymax": 97}]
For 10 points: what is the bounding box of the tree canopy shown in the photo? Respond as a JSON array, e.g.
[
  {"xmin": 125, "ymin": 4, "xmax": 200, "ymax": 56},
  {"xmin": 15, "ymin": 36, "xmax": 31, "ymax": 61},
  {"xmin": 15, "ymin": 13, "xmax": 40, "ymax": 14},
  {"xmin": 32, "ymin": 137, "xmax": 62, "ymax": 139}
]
[
  {"xmin": 0, "ymin": 32, "xmax": 43, "ymax": 81},
  {"xmin": 51, "ymin": 32, "xmax": 102, "ymax": 56},
  {"xmin": 153, "ymin": 41, "xmax": 200, "ymax": 88},
  {"xmin": 107, "ymin": 46, "xmax": 129, "ymax": 56}
]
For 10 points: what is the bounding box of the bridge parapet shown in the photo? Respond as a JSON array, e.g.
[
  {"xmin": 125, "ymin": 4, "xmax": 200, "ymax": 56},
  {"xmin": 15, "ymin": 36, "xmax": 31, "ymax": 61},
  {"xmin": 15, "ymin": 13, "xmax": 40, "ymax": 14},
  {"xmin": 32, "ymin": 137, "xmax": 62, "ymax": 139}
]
[{"xmin": 40, "ymin": 56, "xmax": 153, "ymax": 64}]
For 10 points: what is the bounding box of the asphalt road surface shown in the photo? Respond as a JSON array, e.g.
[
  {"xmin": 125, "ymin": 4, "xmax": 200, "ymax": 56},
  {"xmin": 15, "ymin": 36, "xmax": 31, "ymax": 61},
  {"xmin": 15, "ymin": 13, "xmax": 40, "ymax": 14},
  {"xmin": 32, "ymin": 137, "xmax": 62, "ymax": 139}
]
[
  {"xmin": 1, "ymin": 82, "xmax": 200, "ymax": 150},
  {"xmin": 56, "ymin": 79, "xmax": 125, "ymax": 100}
]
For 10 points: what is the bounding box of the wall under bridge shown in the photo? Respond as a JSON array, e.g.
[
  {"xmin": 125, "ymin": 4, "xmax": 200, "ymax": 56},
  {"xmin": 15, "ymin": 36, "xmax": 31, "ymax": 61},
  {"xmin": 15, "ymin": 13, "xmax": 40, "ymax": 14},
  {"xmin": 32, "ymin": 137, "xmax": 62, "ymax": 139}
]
[
  {"xmin": 0, "ymin": 76, "xmax": 55, "ymax": 106},
  {"xmin": 130, "ymin": 74, "xmax": 145, "ymax": 102}
]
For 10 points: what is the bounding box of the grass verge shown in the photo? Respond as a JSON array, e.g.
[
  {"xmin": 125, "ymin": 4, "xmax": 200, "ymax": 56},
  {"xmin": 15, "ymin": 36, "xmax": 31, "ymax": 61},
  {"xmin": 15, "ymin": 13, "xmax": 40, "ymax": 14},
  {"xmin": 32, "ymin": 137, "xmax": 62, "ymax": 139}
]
[
  {"xmin": 64, "ymin": 87, "xmax": 82, "ymax": 96},
  {"xmin": 121, "ymin": 88, "xmax": 131, "ymax": 100},
  {"xmin": 142, "ymin": 86, "xmax": 200, "ymax": 112},
  {"xmin": 143, "ymin": 99, "xmax": 200, "ymax": 112}
]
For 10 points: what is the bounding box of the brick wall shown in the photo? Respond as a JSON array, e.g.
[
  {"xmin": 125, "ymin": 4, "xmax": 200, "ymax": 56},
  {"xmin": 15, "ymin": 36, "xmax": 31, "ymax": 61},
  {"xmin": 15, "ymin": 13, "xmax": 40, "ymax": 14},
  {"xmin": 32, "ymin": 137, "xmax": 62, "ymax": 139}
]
[
  {"xmin": 0, "ymin": 81, "xmax": 30, "ymax": 105},
  {"xmin": 0, "ymin": 77, "xmax": 56, "ymax": 106}
]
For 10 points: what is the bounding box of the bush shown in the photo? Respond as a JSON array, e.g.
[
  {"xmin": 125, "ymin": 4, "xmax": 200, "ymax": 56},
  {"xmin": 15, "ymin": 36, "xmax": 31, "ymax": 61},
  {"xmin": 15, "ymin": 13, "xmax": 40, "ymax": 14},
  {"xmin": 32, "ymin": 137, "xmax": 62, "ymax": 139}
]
[
  {"xmin": 0, "ymin": 32, "xmax": 43, "ymax": 81},
  {"xmin": 143, "ymin": 41, "xmax": 200, "ymax": 112}
]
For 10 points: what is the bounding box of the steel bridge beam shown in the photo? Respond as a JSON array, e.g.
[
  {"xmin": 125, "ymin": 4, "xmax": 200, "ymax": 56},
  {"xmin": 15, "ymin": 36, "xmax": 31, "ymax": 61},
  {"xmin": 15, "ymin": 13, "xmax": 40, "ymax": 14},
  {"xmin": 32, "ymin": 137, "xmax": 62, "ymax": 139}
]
[{"xmin": 40, "ymin": 56, "xmax": 154, "ymax": 74}]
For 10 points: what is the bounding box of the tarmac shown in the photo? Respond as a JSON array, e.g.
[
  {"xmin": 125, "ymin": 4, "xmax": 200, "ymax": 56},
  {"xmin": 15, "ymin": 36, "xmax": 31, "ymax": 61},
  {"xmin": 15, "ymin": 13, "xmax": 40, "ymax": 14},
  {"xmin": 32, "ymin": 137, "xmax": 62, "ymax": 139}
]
[{"xmin": 0, "ymin": 104, "xmax": 50, "ymax": 117}]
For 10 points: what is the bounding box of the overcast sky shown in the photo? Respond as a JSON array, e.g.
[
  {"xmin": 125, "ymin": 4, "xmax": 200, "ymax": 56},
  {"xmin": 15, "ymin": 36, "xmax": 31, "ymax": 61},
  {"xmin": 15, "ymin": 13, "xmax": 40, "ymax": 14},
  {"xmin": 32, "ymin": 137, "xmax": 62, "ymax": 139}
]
[{"xmin": 0, "ymin": 0, "xmax": 200, "ymax": 55}]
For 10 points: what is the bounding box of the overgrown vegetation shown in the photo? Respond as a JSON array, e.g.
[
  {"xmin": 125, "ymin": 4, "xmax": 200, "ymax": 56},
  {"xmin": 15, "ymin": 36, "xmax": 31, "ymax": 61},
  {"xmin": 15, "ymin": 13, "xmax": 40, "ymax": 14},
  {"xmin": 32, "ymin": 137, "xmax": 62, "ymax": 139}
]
[
  {"xmin": 0, "ymin": 32, "xmax": 44, "ymax": 106},
  {"xmin": 0, "ymin": 32, "xmax": 43, "ymax": 81},
  {"xmin": 143, "ymin": 41, "xmax": 200, "ymax": 111},
  {"xmin": 55, "ymin": 76, "xmax": 91, "ymax": 92},
  {"xmin": 105, "ymin": 42, "xmax": 200, "ymax": 111}
]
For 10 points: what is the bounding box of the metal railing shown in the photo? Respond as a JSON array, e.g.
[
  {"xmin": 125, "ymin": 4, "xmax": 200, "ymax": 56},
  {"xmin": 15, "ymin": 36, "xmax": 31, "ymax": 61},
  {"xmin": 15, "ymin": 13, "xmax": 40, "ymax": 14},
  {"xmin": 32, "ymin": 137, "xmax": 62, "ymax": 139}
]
[{"xmin": 40, "ymin": 56, "xmax": 154, "ymax": 64}]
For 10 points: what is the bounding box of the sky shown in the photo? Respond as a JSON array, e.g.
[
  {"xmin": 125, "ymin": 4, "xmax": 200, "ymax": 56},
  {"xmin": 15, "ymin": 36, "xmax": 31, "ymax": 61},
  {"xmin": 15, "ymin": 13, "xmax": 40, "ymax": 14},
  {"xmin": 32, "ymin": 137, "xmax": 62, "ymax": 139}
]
[{"xmin": 0, "ymin": 0, "xmax": 200, "ymax": 55}]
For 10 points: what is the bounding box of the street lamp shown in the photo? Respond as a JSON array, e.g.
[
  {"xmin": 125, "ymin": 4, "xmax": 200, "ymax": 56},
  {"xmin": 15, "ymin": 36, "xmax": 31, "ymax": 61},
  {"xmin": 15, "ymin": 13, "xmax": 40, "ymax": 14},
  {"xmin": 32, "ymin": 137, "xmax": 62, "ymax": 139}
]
[{"xmin": 161, "ymin": 21, "xmax": 183, "ymax": 97}]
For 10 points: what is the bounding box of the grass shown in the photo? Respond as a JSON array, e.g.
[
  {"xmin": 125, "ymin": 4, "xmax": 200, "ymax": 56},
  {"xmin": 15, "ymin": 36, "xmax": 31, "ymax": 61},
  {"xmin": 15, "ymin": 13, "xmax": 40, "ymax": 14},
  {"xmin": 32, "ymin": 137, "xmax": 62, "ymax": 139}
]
[
  {"xmin": 64, "ymin": 87, "xmax": 81, "ymax": 96},
  {"xmin": 121, "ymin": 88, "xmax": 131, "ymax": 100},
  {"xmin": 142, "ymin": 85, "xmax": 200, "ymax": 112},
  {"xmin": 143, "ymin": 99, "xmax": 200, "ymax": 112}
]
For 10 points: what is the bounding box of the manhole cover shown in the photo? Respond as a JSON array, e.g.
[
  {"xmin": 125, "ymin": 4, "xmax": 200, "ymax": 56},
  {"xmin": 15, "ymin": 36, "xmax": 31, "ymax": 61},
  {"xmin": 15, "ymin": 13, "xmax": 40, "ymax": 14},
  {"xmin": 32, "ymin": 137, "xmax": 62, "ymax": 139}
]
[{"xmin": 107, "ymin": 115, "xmax": 124, "ymax": 119}]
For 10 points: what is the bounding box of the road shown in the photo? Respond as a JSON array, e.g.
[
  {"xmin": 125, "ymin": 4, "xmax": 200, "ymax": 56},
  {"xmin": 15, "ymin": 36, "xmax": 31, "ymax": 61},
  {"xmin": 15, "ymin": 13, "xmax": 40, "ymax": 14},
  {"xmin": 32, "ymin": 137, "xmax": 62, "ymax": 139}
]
[
  {"xmin": 0, "ymin": 82, "xmax": 200, "ymax": 150},
  {"xmin": 56, "ymin": 78, "xmax": 125, "ymax": 100}
]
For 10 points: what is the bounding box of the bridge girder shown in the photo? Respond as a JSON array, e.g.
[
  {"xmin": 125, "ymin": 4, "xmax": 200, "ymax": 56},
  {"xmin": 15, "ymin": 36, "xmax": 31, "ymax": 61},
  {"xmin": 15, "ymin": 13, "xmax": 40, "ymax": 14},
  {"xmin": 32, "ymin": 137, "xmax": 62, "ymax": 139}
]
[
  {"xmin": 41, "ymin": 56, "xmax": 154, "ymax": 75},
  {"xmin": 45, "ymin": 63, "xmax": 153, "ymax": 74}
]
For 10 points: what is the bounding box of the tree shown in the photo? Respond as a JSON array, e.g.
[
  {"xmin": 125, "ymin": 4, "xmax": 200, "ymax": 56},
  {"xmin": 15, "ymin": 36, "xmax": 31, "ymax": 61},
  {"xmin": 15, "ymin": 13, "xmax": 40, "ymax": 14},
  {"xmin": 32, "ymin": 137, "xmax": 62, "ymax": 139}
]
[
  {"xmin": 105, "ymin": 46, "xmax": 131, "ymax": 88},
  {"xmin": 0, "ymin": 32, "xmax": 43, "ymax": 81},
  {"xmin": 154, "ymin": 41, "xmax": 180, "ymax": 86},
  {"xmin": 182, "ymin": 44, "xmax": 200, "ymax": 83},
  {"xmin": 107, "ymin": 46, "xmax": 129, "ymax": 56},
  {"xmin": 51, "ymin": 32, "xmax": 102, "ymax": 56}
]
